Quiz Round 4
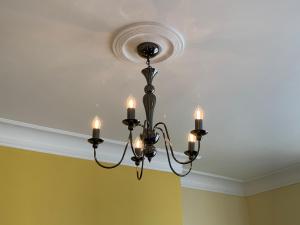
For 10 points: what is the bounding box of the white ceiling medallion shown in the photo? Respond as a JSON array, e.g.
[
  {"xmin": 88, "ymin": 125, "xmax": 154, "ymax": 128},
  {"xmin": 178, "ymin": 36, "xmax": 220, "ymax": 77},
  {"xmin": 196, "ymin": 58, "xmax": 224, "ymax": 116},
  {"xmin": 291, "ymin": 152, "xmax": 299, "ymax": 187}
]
[{"xmin": 112, "ymin": 22, "xmax": 185, "ymax": 64}]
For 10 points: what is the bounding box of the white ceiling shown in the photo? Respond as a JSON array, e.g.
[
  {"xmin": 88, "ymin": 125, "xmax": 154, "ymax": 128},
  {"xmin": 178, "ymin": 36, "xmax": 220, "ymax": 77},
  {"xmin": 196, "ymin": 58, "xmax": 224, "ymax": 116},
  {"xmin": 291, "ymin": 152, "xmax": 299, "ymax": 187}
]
[{"xmin": 1, "ymin": 0, "xmax": 300, "ymax": 180}]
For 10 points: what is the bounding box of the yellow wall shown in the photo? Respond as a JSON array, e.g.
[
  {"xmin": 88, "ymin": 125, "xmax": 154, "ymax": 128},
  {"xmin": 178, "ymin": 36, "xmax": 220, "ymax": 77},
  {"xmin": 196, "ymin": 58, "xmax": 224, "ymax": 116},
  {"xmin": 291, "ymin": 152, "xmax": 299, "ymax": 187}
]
[
  {"xmin": 182, "ymin": 188, "xmax": 250, "ymax": 225},
  {"xmin": 2, "ymin": 146, "xmax": 300, "ymax": 225},
  {"xmin": 182, "ymin": 183, "xmax": 300, "ymax": 225},
  {"xmin": 0, "ymin": 146, "xmax": 183, "ymax": 225},
  {"xmin": 247, "ymin": 183, "xmax": 300, "ymax": 225}
]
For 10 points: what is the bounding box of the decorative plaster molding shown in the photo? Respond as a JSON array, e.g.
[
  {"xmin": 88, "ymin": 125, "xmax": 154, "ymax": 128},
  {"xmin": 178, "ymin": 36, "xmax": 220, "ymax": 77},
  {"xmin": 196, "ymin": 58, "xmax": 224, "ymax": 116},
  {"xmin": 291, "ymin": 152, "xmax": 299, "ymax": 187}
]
[
  {"xmin": 181, "ymin": 164, "xmax": 300, "ymax": 196},
  {"xmin": 0, "ymin": 118, "xmax": 184, "ymax": 173},
  {"xmin": 112, "ymin": 22, "xmax": 185, "ymax": 64},
  {"xmin": 181, "ymin": 170, "xmax": 245, "ymax": 196},
  {"xmin": 0, "ymin": 117, "xmax": 299, "ymax": 197},
  {"xmin": 244, "ymin": 163, "xmax": 300, "ymax": 196}
]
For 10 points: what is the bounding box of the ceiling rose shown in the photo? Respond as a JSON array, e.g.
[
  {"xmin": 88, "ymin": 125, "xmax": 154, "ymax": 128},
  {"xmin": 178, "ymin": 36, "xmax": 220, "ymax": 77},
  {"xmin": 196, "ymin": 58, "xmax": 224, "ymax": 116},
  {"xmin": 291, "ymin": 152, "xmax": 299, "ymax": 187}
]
[{"xmin": 112, "ymin": 22, "xmax": 185, "ymax": 64}]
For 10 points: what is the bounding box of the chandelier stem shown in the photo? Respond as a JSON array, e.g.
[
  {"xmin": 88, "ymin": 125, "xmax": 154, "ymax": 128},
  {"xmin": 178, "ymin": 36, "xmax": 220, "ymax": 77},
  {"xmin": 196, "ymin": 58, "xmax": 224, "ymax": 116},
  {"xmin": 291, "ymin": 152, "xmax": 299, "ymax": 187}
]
[
  {"xmin": 142, "ymin": 66, "xmax": 157, "ymax": 130},
  {"xmin": 154, "ymin": 122, "xmax": 201, "ymax": 164},
  {"xmin": 146, "ymin": 56, "xmax": 150, "ymax": 67},
  {"xmin": 93, "ymin": 137, "xmax": 129, "ymax": 169}
]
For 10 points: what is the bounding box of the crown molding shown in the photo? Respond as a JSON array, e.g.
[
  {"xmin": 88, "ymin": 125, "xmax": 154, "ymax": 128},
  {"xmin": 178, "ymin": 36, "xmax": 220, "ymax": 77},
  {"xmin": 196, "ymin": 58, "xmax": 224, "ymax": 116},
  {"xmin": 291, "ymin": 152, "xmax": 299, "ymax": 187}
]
[
  {"xmin": 181, "ymin": 164, "xmax": 300, "ymax": 196},
  {"xmin": 0, "ymin": 118, "xmax": 184, "ymax": 173},
  {"xmin": 181, "ymin": 170, "xmax": 245, "ymax": 196},
  {"xmin": 0, "ymin": 117, "xmax": 299, "ymax": 197},
  {"xmin": 244, "ymin": 163, "xmax": 300, "ymax": 196}
]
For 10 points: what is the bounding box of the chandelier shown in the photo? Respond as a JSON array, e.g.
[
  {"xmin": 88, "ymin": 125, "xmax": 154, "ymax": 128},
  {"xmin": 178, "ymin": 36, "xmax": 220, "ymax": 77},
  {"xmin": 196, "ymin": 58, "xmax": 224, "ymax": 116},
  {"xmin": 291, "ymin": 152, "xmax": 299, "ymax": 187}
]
[{"xmin": 88, "ymin": 42, "xmax": 207, "ymax": 180}]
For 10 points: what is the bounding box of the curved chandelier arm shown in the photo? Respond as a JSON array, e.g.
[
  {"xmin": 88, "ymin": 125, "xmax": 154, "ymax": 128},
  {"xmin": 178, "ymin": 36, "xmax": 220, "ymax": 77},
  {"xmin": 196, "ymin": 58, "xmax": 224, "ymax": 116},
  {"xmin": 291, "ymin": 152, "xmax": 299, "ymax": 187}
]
[
  {"xmin": 136, "ymin": 157, "xmax": 145, "ymax": 180},
  {"xmin": 93, "ymin": 139, "xmax": 129, "ymax": 169},
  {"xmin": 156, "ymin": 127, "xmax": 193, "ymax": 177},
  {"xmin": 129, "ymin": 130, "xmax": 139, "ymax": 158},
  {"xmin": 154, "ymin": 122, "xmax": 201, "ymax": 165}
]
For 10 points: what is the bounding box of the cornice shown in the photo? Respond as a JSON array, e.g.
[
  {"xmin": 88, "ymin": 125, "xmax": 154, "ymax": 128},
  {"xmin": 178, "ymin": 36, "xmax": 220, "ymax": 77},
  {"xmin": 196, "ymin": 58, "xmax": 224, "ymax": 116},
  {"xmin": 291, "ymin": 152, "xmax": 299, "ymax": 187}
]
[
  {"xmin": 0, "ymin": 118, "xmax": 299, "ymax": 196},
  {"xmin": 0, "ymin": 118, "xmax": 185, "ymax": 173},
  {"xmin": 243, "ymin": 163, "xmax": 300, "ymax": 196},
  {"xmin": 181, "ymin": 170, "xmax": 245, "ymax": 196}
]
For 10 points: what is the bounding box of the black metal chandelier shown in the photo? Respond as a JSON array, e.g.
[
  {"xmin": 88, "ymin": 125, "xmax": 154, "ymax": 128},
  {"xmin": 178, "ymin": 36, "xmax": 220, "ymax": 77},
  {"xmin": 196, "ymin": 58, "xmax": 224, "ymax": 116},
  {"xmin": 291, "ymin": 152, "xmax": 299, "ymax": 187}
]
[{"xmin": 88, "ymin": 42, "xmax": 207, "ymax": 180}]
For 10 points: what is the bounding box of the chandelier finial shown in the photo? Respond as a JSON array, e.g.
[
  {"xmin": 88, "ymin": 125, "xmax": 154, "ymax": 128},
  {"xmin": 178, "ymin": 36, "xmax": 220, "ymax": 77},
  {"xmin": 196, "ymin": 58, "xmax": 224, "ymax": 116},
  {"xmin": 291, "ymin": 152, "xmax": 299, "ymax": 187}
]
[{"xmin": 137, "ymin": 42, "xmax": 160, "ymax": 63}]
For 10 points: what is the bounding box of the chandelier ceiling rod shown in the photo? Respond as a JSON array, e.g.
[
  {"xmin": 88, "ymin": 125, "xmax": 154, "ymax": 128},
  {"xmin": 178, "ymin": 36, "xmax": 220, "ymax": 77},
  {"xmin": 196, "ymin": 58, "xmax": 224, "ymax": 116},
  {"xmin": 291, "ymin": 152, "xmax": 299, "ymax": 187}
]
[{"xmin": 88, "ymin": 42, "xmax": 207, "ymax": 180}]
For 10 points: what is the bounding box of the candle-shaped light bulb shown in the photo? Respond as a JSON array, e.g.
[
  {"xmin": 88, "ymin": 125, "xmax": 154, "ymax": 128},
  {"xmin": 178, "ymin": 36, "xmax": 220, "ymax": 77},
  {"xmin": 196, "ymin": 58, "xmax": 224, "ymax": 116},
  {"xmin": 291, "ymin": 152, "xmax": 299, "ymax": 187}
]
[
  {"xmin": 126, "ymin": 96, "xmax": 136, "ymax": 109},
  {"xmin": 134, "ymin": 136, "xmax": 143, "ymax": 157},
  {"xmin": 194, "ymin": 106, "xmax": 204, "ymax": 120},
  {"xmin": 126, "ymin": 96, "xmax": 136, "ymax": 119},
  {"xmin": 194, "ymin": 106, "xmax": 204, "ymax": 130},
  {"xmin": 92, "ymin": 116, "xmax": 101, "ymax": 129},
  {"xmin": 134, "ymin": 137, "xmax": 143, "ymax": 149},
  {"xmin": 92, "ymin": 116, "xmax": 101, "ymax": 138},
  {"xmin": 188, "ymin": 133, "xmax": 196, "ymax": 151},
  {"xmin": 188, "ymin": 133, "xmax": 196, "ymax": 143}
]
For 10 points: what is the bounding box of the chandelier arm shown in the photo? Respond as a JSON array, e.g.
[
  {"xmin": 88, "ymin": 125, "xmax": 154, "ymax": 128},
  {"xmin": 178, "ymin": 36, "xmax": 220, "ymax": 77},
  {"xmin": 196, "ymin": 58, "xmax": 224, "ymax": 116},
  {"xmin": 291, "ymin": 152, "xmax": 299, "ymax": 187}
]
[
  {"xmin": 154, "ymin": 122, "xmax": 201, "ymax": 164},
  {"xmin": 129, "ymin": 130, "xmax": 139, "ymax": 158},
  {"xmin": 136, "ymin": 157, "xmax": 145, "ymax": 180},
  {"xmin": 93, "ymin": 139, "xmax": 129, "ymax": 169},
  {"xmin": 156, "ymin": 127, "xmax": 193, "ymax": 177}
]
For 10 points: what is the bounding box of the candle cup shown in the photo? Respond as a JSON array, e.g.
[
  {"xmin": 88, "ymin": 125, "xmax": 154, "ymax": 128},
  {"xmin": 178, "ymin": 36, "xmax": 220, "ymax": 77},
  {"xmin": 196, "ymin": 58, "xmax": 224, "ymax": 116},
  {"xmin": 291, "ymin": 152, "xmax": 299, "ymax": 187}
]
[
  {"xmin": 127, "ymin": 108, "xmax": 135, "ymax": 120},
  {"xmin": 135, "ymin": 148, "xmax": 143, "ymax": 158},
  {"xmin": 195, "ymin": 119, "xmax": 203, "ymax": 130},
  {"xmin": 92, "ymin": 128, "xmax": 100, "ymax": 139},
  {"xmin": 188, "ymin": 141, "xmax": 195, "ymax": 152}
]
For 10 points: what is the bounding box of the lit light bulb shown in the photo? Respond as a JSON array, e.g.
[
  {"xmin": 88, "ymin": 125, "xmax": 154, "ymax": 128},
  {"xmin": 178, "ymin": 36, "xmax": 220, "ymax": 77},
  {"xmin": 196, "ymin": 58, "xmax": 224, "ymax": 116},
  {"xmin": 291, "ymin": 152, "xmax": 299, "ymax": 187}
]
[
  {"xmin": 188, "ymin": 133, "xmax": 196, "ymax": 152},
  {"xmin": 194, "ymin": 106, "xmax": 204, "ymax": 120},
  {"xmin": 126, "ymin": 96, "xmax": 136, "ymax": 120},
  {"xmin": 188, "ymin": 133, "xmax": 196, "ymax": 143},
  {"xmin": 126, "ymin": 96, "xmax": 136, "ymax": 109},
  {"xmin": 194, "ymin": 106, "xmax": 204, "ymax": 130},
  {"xmin": 92, "ymin": 116, "xmax": 101, "ymax": 129},
  {"xmin": 134, "ymin": 136, "xmax": 143, "ymax": 149}
]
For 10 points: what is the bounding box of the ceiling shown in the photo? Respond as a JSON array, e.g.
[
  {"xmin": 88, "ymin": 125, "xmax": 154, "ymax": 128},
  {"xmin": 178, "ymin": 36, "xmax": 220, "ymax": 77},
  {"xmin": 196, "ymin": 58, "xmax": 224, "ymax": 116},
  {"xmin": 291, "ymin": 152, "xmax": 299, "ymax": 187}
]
[{"xmin": 1, "ymin": 0, "xmax": 300, "ymax": 180}]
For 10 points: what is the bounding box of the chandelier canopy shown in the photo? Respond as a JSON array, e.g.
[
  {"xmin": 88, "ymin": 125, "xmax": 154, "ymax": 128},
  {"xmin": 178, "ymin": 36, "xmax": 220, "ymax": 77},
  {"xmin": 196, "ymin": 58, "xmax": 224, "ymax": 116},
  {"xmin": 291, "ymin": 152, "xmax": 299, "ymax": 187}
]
[{"xmin": 88, "ymin": 41, "xmax": 207, "ymax": 180}]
